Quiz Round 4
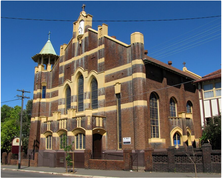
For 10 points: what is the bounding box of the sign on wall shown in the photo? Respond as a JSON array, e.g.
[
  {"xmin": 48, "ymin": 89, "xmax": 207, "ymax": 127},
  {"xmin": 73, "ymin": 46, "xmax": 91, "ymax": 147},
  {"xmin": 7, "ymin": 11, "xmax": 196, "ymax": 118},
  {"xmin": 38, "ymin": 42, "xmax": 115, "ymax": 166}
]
[{"xmin": 123, "ymin": 137, "xmax": 131, "ymax": 145}]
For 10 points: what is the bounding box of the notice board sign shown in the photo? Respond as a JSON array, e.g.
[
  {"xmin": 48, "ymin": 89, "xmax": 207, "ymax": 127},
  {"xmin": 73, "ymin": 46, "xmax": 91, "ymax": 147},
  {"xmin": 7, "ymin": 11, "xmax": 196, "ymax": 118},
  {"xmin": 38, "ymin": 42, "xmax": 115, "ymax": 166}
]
[
  {"xmin": 12, "ymin": 137, "xmax": 22, "ymax": 154},
  {"xmin": 123, "ymin": 137, "xmax": 131, "ymax": 145}
]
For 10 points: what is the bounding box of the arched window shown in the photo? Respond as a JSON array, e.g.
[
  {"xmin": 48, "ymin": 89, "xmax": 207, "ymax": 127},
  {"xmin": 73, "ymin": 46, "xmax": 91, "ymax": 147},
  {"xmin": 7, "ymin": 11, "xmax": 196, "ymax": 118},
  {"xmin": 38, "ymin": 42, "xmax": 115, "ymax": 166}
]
[
  {"xmin": 91, "ymin": 77, "xmax": 98, "ymax": 109},
  {"xmin": 170, "ymin": 97, "xmax": 177, "ymax": 117},
  {"xmin": 42, "ymin": 86, "xmax": 46, "ymax": 98},
  {"xmin": 150, "ymin": 93, "xmax": 159, "ymax": 138},
  {"xmin": 75, "ymin": 133, "xmax": 85, "ymax": 150},
  {"xmin": 60, "ymin": 133, "xmax": 67, "ymax": 149},
  {"xmin": 65, "ymin": 85, "xmax": 71, "ymax": 114},
  {"xmin": 78, "ymin": 75, "xmax": 84, "ymax": 112},
  {"xmin": 46, "ymin": 135, "xmax": 52, "ymax": 149},
  {"xmin": 186, "ymin": 101, "xmax": 193, "ymax": 113},
  {"xmin": 173, "ymin": 132, "xmax": 181, "ymax": 147}
]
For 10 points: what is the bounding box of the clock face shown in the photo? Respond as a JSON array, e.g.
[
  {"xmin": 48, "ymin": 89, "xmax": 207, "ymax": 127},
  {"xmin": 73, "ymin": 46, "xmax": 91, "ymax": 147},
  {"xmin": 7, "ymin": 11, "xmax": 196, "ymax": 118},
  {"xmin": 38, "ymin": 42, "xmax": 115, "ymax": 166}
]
[
  {"xmin": 78, "ymin": 27, "xmax": 83, "ymax": 34},
  {"xmin": 79, "ymin": 20, "xmax": 84, "ymax": 35}
]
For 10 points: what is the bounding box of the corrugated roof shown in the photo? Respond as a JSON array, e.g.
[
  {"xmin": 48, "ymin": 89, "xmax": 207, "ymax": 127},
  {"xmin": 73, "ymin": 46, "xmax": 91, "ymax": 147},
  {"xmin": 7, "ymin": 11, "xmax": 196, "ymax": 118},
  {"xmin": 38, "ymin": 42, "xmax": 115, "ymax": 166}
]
[
  {"xmin": 143, "ymin": 55, "xmax": 200, "ymax": 80},
  {"xmin": 39, "ymin": 39, "xmax": 57, "ymax": 55}
]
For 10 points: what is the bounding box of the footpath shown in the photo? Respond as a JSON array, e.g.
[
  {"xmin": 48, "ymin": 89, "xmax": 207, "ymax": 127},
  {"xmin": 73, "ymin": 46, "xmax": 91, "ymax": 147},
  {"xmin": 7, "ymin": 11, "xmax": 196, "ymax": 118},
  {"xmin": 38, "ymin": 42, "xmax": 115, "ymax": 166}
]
[{"xmin": 1, "ymin": 165, "xmax": 221, "ymax": 178}]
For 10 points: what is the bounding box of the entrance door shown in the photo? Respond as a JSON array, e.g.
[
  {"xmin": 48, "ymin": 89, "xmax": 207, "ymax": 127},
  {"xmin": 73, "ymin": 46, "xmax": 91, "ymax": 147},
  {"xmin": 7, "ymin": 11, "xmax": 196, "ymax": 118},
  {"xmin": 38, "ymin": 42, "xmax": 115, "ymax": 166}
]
[{"xmin": 93, "ymin": 134, "xmax": 102, "ymax": 159}]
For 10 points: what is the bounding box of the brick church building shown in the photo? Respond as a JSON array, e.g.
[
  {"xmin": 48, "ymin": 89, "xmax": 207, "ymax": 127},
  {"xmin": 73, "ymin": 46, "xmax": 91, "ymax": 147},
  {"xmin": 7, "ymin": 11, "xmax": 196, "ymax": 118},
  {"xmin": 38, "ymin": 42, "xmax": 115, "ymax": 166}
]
[{"xmin": 28, "ymin": 7, "xmax": 202, "ymax": 168}]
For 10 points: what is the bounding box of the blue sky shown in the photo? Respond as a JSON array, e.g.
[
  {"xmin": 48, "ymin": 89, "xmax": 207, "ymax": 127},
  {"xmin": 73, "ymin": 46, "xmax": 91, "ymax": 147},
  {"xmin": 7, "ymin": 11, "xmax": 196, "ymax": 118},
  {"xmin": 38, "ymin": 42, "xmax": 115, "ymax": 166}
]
[{"xmin": 1, "ymin": 1, "xmax": 221, "ymax": 108}]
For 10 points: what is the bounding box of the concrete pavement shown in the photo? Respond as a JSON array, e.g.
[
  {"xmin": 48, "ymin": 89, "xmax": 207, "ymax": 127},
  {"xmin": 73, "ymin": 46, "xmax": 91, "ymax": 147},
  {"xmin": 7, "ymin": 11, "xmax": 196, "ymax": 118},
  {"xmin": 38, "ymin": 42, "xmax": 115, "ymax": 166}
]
[{"xmin": 1, "ymin": 165, "xmax": 221, "ymax": 178}]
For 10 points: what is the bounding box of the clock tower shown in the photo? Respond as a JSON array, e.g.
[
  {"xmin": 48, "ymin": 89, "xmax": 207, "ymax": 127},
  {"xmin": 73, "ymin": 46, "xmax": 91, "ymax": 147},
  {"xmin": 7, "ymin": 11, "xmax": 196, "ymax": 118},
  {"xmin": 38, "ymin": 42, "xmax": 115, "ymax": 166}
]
[{"xmin": 73, "ymin": 4, "xmax": 92, "ymax": 40}]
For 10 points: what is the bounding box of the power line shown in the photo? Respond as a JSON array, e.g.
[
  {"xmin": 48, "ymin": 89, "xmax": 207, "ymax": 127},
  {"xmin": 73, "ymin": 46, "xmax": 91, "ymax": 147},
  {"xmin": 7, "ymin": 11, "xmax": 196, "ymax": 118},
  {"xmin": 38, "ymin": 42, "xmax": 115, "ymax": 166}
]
[
  {"xmin": 1, "ymin": 99, "xmax": 21, "ymax": 104},
  {"xmin": 1, "ymin": 15, "xmax": 221, "ymax": 22}
]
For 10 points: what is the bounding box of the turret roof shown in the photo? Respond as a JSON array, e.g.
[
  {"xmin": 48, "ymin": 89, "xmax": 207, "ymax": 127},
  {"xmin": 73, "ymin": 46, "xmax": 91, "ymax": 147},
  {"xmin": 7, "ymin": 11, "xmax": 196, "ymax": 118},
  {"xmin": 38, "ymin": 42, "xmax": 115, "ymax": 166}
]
[{"xmin": 39, "ymin": 39, "xmax": 57, "ymax": 55}]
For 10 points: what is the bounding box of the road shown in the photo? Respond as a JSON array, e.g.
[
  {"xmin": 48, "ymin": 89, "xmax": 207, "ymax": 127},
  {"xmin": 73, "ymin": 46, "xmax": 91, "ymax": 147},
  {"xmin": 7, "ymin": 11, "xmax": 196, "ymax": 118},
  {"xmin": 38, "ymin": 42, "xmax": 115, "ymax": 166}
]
[{"xmin": 1, "ymin": 169, "xmax": 80, "ymax": 177}]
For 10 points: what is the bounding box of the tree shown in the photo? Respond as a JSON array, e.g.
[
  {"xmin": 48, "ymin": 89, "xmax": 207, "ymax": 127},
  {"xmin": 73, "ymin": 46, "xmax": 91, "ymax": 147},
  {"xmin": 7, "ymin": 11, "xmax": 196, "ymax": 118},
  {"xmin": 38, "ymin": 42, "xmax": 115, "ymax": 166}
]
[
  {"xmin": 1, "ymin": 105, "xmax": 13, "ymax": 123},
  {"xmin": 1, "ymin": 100, "xmax": 33, "ymax": 154},
  {"xmin": 22, "ymin": 100, "xmax": 33, "ymax": 154},
  {"xmin": 1, "ymin": 105, "xmax": 21, "ymax": 153},
  {"xmin": 200, "ymin": 115, "xmax": 221, "ymax": 150}
]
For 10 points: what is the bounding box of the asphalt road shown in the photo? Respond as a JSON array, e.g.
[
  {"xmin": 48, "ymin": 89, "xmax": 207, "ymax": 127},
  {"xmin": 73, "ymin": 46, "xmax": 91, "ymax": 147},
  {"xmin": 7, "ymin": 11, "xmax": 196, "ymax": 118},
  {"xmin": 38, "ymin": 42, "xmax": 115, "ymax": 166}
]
[{"xmin": 1, "ymin": 169, "xmax": 77, "ymax": 177}]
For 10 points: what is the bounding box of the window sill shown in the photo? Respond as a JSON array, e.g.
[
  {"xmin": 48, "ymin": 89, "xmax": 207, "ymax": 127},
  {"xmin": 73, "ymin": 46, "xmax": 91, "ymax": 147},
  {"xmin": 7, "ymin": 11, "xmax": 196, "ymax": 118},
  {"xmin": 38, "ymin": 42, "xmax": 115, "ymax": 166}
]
[{"xmin": 148, "ymin": 138, "xmax": 165, "ymax": 143}]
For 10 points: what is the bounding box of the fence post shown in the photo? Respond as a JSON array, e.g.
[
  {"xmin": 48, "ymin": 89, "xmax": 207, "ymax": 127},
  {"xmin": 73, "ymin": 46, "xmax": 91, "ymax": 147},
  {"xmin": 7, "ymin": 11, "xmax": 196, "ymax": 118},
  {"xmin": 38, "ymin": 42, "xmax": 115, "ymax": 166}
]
[
  {"xmin": 84, "ymin": 149, "xmax": 91, "ymax": 169},
  {"xmin": 202, "ymin": 143, "xmax": 212, "ymax": 172},
  {"xmin": 7, "ymin": 152, "xmax": 12, "ymax": 165},
  {"xmin": 2, "ymin": 152, "xmax": 8, "ymax": 164},
  {"xmin": 167, "ymin": 146, "xmax": 175, "ymax": 172},
  {"xmin": 123, "ymin": 149, "xmax": 132, "ymax": 171},
  {"xmin": 144, "ymin": 148, "xmax": 154, "ymax": 171}
]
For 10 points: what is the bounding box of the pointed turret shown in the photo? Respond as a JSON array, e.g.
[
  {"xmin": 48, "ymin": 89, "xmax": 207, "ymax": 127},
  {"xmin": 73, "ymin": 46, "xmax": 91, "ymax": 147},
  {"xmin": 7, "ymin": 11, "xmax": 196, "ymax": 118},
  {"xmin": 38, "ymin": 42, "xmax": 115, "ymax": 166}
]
[{"xmin": 32, "ymin": 32, "xmax": 59, "ymax": 72}]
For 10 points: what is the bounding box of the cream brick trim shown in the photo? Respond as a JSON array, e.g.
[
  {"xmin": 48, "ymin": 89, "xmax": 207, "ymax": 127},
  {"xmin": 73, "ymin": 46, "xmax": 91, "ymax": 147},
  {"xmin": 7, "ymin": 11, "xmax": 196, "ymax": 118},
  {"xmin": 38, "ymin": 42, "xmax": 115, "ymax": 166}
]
[
  {"xmin": 148, "ymin": 138, "xmax": 166, "ymax": 143},
  {"xmin": 85, "ymin": 130, "xmax": 92, "ymax": 135},
  {"xmin": 59, "ymin": 73, "xmax": 64, "ymax": 78},
  {"xmin": 31, "ymin": 117, "xmax": 41, "ymax": 121},
  {"xmin": 98, "ymin": 95, "xmax": 105, "ymax": 100},
  {"xmin": 60, "ymin": 44, "xmax": 105, "ymax": 67},
  {"xmin": 131, "ymin": 59, "xmax": 144, "ymax": 65},
  {"xmin": 105, "ymin": 73, "xmax": 145, "ymax": 87},
  {"xmin": 40, "ymin": 134, "xmax": 46, "ymax": 138},
  {"xmin": 33, "ymin": 89, "xmax": 41, "ymax": 94},
  {"xmin": 88, "ymin": 28, "xmax": 98, "ymax": 34},
  {"xmin": 104, "ymin": 35, "xmax": 129, "ymax": 47},
  {"xmin": 132, "ymin": 73, "xmax": 146, "ymax": 79},
  {"xmin": 133, "ymin": 100, "xmax": 147, "ymax": 106},
  {"xmin": 131, "ymin": 32, "xmax": 144, "ymax": 44},
  {"xmin": 53, "ymin": 133, "xmax": 59, "ymax": 137},
  {"xmin": 98, "ymin": 57, "xmax": 105, "ymax": 63},
  {"xmin": 105, "ymin": 63, "xmax": 131, "ymax": 75},
  {"xmin": 67, "ymin": 131, "xmax": 74, "ymax": 136},
  {"xmin": 105, "ymin": 100, "xmax": 147, "ymax": 111},
  {"xmin": 105, "ymin": 76, "xmax": 132, "ymax": 87},
  {"xmin": 88, "ymin": 28, "xmax": 129, "ymax": 47}
]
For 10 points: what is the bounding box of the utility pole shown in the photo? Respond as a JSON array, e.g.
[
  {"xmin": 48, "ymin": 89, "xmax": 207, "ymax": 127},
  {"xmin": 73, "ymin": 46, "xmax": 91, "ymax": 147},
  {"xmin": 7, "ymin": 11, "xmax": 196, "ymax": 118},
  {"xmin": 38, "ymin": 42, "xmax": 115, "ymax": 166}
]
[{"xmin": 17, "ymin": 89, "xmax": 30, "ymax": 169}]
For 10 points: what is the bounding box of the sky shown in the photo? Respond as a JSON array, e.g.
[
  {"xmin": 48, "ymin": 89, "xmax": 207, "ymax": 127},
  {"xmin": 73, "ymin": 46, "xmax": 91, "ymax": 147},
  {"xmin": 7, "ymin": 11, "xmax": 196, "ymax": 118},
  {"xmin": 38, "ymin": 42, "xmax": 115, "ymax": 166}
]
[{"xmin": 1, "ymin": 1, "xmax": 221, "ymax": 108}]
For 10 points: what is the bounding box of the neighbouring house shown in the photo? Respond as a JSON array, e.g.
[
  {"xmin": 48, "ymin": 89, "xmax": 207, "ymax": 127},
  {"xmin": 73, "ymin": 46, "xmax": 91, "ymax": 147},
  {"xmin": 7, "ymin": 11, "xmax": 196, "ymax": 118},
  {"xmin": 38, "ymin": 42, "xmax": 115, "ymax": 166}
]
[{"xmin": 194, "ymin": 69, "xmax": 221, "ymax": 127}]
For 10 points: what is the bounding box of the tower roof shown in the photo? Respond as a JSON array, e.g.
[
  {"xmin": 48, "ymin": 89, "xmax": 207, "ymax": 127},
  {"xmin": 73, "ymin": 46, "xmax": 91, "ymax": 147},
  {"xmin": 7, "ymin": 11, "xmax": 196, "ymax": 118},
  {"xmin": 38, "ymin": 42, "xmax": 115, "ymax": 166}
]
[
  {"xmin": 39, "ymin": 39, "xmax": 57, "ymax": 55},
  {"xmin": 32, "ymin": 32, "xmax": 59, "ymax": 63}
]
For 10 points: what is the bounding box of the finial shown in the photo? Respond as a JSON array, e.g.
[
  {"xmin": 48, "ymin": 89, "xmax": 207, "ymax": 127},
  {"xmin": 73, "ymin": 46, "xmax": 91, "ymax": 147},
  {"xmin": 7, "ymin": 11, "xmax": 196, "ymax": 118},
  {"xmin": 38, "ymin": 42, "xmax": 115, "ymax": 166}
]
[
  {"xmin": 82, "ymin": 4, "xmax": 86, "ymax": 11},
  {"xmin": 183, "ymin": 62, "xmax": 186, "ymax": 67},
  {"xmin": 48, "ymin": 31, "xmax": 51, "ymax": 40}
]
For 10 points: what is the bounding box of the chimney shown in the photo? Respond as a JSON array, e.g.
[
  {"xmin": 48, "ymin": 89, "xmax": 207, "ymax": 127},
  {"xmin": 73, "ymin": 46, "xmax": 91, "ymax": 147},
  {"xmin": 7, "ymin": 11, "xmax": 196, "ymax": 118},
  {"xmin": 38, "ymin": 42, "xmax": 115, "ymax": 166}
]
[{"xmin": 168, "ymin": 61, "xmax": 172, "ymax": 65}]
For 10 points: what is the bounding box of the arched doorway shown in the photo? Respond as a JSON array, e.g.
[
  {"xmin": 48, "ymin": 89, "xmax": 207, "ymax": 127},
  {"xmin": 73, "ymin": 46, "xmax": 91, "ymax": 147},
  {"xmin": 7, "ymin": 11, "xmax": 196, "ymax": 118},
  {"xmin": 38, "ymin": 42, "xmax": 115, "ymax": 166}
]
[{"xmin": 93, "ymin": 134, "xmax": 102, "ymax": 159}]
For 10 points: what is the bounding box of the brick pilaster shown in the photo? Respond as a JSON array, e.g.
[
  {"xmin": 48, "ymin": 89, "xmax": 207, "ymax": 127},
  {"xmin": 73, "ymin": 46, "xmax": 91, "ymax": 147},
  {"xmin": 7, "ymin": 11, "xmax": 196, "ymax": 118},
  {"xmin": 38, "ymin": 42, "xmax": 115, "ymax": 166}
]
[
  {"xmin": 144, "ymin": 148, "xmax": 154, "ymax": 171},
  {"xmin": 123, "ymin": 149, "xmax": 132, "ymax": 170},
  {"xmin": 202, "ymin": 143, "xmax": 212, "ymax": 172}
]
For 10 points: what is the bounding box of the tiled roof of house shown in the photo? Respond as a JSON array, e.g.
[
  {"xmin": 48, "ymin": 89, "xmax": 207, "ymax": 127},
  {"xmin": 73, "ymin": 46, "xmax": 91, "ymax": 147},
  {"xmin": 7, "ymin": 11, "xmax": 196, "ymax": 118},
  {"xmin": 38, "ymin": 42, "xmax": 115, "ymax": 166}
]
[{"xmin": 194, "ymin": 69, "xmax": 221, "ymax": 83}]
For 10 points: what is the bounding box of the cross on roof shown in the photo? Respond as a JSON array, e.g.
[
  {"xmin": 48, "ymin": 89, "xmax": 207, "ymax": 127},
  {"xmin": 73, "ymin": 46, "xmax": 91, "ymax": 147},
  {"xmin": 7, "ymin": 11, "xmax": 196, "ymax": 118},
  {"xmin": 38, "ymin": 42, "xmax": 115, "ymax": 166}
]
[
  {"xmin": 48, "ymin": 31, "xmax": 51, "ymax": 40},
  {"xmin": 183, "ymin": 62, "xmax": 186, "ymax": 67},
  {"xmin": 82, "ymin": 4, "xmax": 86, "ymax": 11}
]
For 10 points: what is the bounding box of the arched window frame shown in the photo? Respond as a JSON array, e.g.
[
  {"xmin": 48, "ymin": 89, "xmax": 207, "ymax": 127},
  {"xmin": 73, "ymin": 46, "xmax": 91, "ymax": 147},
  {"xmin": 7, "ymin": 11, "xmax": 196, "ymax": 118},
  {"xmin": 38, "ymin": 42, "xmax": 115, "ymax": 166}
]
[
  {"xmin": 150, "ymin": 92, "xmax": 160, "ymax": 138},
  {"xmin": 78, "ymin": 75, "xmax": 84, "ymax": 112},
  {"xmin": 170, "ymin": 97, "xmax": 177, "ymax": 117},
  {"xmin": 186, "ymin": 101, "xmax": 193, "ymax": 113},
  {"xmin": 173, "ymin": 132, "xmax": 181, "ymax": 148},
  {"xmin": 59, "ymin": 133, "xmax": 67, "ymax": 149},
  {"xmin": 75, "ymin": 133, "xmax": 85, "ymax": 150},
  {"xmin": 65, "ymin": 85, "xmax": 71, "ymax": 114},
  {"xmin": 91, "ymin": 77, "xmax": 98, "ymax": 109},
  {"xmin": 46, "ymin": 135, "xmax": 52, "ymax": 150}
]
